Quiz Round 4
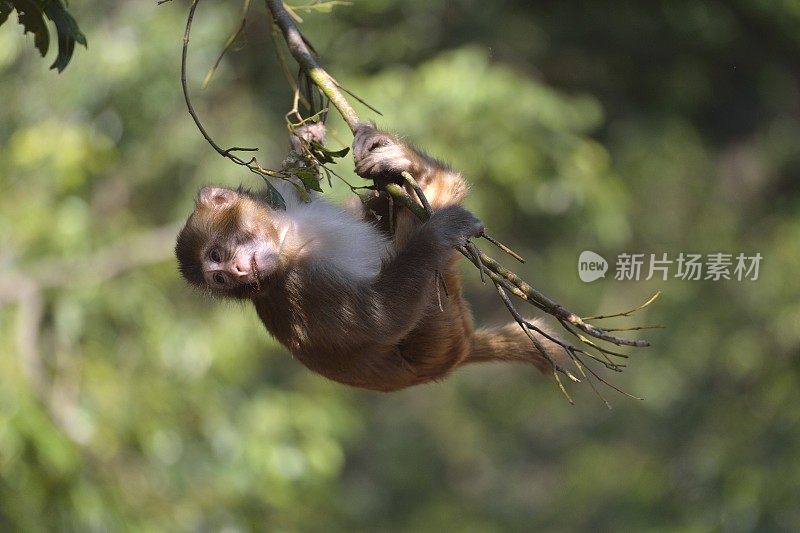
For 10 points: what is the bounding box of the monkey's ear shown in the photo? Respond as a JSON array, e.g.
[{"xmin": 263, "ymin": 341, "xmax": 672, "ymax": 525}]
[{"xmin": 198, "ymin": 187, "xmax": 236, "ymax": 208}]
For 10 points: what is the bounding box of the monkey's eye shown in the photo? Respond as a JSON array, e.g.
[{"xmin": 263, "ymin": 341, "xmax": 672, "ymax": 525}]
[
  {"xmin": 212, "ymin": 273, "xmax": 226, "ymax": 286},
  {"xmin": 209, "ymin": 248, "xmax": 222, "ymax": 263}
]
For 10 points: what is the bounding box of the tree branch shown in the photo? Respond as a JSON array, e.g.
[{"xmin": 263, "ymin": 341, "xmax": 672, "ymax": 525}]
[{"xmin": 265, "ymin": 0, "xmax": 360, "ymax": 131}]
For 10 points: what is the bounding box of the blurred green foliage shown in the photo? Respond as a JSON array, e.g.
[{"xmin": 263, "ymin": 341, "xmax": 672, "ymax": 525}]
[{"xmin": 1, "ymin": 1, "xmax": 799, "ymax": 531}]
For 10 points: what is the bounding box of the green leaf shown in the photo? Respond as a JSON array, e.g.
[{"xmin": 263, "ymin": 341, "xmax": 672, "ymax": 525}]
[
  {"xmin": 43, "ymin": 0, "xmax": 88, "ymax": 72},
  {"xmin": 291, "ymin": 181, "xmax": 311, "ymax": 203},
  {"xmin": 261, "ymin": 179, "xmax": 286, "ymax": 210},
  {"xmin": 0, "ymin": 0, "xmax": 87, "ymax": 72},
  {"xmin": 296, "ymin": 168, "xmax": 323, "ymax": 193},
  {"xmin": 14, "ymin": 0, "xmax": 49, "ymax": 58},
  {"xmin": 309, "ymin": 141, "xmax": 350, "ymax": 165},
  {"xmin": 326, "ymin": 146, "xmax": 350, "ymax": 158},
  {"xmin": 0, "ymin": 1, "xmax": 13, "ymax": 26}
]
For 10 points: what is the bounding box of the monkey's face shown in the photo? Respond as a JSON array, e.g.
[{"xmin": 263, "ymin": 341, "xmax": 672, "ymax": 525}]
[{"xmin": 175, "ymin": 186, "xmax": 281, "ymax": 299}]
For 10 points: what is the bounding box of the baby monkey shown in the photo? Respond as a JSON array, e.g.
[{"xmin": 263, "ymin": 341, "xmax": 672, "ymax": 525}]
[{"xmin": 176, "ymin": 123, "xmax": 563, "ymax": 391}]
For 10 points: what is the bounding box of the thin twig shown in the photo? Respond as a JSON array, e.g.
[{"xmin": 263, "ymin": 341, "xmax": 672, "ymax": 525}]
[
  {"xmin": 481, "ymin": 231, "xmax": 525, "ymax": 263},
  {"xmin": 582, "ymin": 291, "xmax": 662, "ymax": 321},
  {"xmin": 202, "ymin": 0, "xmax": 252, "ymax": 89},
  {"xmin": 331, "ymin": 77, "xmax": 383, "ymax": 116},
  {"xmin": 494, "ymin": 284, "xmax": 576, "ymax": 403},
  {"xmin": 603, "ymin": 325, "xmax": 665, "ymax": 332},
  {"xmin": 465, "ymin": 242, "xmax": 485, "ymax": 283},
  {"xmin": 494, "ymin": 284, "xmax": 577, "ymax": 381},
  {"xmin": 401, "ymin": 171, "xmax": 432, "ymax": 214},
  {"xmin": 183, "ymin": 0, "xmax": 282, "ymax": 178}
]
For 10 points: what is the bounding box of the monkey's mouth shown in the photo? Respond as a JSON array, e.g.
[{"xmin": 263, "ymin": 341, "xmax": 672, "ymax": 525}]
[{"xmin": 251, "ymin": 255, "xmax": 261, "ymax": 291}]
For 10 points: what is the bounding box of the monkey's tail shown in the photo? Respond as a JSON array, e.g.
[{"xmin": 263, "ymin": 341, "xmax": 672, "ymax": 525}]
[{"xmin": 463, "ymin": 319, "xmax": 570, "ymax": 375}]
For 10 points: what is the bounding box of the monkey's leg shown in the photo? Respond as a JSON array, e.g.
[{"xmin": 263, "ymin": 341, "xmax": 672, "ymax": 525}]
[
  {"xmin": 410, "ymin": 164, "xmax": 468, "ymax": 211},
  {"xmin": 360, "ymin": 205, "xmax": 482, "ymax": 385},
  {"xmin": 393, "ymin": 256, "xmax": 476, "ymax": 382}
]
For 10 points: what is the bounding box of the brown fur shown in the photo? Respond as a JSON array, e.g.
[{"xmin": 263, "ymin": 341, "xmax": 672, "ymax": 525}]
[{"xmin": 175, "ymin": 123, "xmax": 563, "ymax": 392}]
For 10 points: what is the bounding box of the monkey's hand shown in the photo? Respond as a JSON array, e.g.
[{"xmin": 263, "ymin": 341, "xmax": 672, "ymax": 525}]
[
  {"xmin": 353, "ymin": 122, "xmax": 414, "ymax": 181},
  {"xmin": 427, "ymin": 205, "xmax": 485, "ymax": 249}
]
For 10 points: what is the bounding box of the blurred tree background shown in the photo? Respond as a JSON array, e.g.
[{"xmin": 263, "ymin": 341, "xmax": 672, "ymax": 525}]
[{"xmin": 1, "ymin": 1, "xmax": 799, "ymax": 531}]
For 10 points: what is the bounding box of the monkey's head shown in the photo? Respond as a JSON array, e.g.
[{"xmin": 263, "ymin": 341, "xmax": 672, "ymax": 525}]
[{"xmin": 175, "ymin": 186, "xmax": 282, "ymax": 299}]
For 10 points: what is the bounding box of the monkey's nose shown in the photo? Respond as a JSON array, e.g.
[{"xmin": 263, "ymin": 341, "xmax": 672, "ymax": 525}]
[{"xmin": 230, "ymin": 261, "xmax": 250, "ymax": 278}]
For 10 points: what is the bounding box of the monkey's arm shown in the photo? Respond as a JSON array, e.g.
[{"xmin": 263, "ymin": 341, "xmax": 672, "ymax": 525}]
[{"xmin": 365, "ymin": 206, "xmax": 479, "ymax": 344}]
